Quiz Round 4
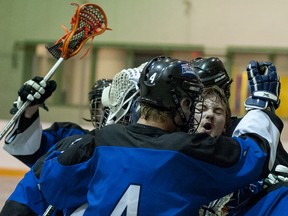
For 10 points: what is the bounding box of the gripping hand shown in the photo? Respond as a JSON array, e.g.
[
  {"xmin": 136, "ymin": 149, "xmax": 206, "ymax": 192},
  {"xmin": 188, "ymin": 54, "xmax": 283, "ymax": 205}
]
[
  {"xmin": 245, "ymin": 61, "xmax": 280, "ymax": 111},
  {"xmin": 10, "ymin": 76, "xmax": 57, "ymax": 114}
]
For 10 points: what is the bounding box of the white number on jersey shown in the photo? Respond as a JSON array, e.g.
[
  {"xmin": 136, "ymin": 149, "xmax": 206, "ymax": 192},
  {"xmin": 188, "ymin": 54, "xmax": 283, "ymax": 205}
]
[{"xmin": 110, "ymin": 184, "xmax": 141, "ymax": 216}]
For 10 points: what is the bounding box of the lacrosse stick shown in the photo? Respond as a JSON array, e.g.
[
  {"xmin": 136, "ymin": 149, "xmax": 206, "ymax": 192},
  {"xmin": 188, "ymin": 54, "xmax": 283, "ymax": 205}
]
[
  {"xmin": 101, "ymin": 68, "xmax": 141, "ymax": 126},
  {"xmin": 101, "ymin": 63, "xmax": 146, "ymax": 125},
  {"xmin": 59, "ymin": 68, "xmax": 142, "ymax": 216},
  {"xmin": 0, "ymin": 2, "xmax": 110, "ymax": 141}
]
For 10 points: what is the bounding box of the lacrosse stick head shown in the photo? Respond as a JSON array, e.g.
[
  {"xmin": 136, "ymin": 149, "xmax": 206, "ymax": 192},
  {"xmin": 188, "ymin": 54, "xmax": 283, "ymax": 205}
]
[
  {"xmin": 101, "ymin": 68, "xmax": 141, "ymax": 126},
  {"xmin": 87, "ymin": 79, "xmax": 112, "ymax": 129},
  {"xmin": 47, "ymin": 3, "xmax": 110, "ymax": 60}
]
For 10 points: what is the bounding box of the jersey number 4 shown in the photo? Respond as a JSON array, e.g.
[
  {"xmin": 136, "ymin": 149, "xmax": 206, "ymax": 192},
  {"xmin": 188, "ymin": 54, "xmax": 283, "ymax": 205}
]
[{"xmin": 110, "ymin": 184, "xmax": 141, "ymax": 216}]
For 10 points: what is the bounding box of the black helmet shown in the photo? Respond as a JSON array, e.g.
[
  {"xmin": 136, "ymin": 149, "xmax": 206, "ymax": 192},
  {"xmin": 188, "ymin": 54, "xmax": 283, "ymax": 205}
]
[
  {"xmin": 88, "ymin": 79, "xmax": 112, "ymax": 128},
  {"xmin": 190, "ymin": 57, "xmax": 232, "ymax": 99},
  {"xmin": 140, "ymin": 56, "xmax": 203, "ymax": 132},
  {"xmin": 88, "ymin": 79, "xmax": 112, "ymax": 102}
]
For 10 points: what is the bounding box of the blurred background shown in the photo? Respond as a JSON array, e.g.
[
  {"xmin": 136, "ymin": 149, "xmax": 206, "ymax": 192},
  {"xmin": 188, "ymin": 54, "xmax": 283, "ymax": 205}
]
[
  {"xmin": 1, "ymin": 0, "xmax": 288, "ymax": 124},
  {"xmin": 0, "ymin": 0, "xmax": 288, "ymax": 185}
]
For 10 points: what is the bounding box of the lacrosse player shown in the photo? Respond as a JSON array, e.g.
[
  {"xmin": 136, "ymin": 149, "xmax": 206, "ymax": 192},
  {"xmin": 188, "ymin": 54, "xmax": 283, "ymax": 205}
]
[
  {"xmin": 37, "ymin": 56, "xmax": 281, "ymax": 215},
  {"xmin": 192, "ymin": 58, "xmax": 287, "ymax": 216},
  {"xmin": 191, "ymin": 57, "xmax": 288, "ymax": 169},
  {"xmin": 0, "ymin": 78, "xmax": 112, "ymax": 215},
  {"xmin": 225, "ymin": 61, "xmax": 288, "ymax": 216},
  {"xmin": 0, "ymin": 63, "xmax": 144, "ymax": 215},
  {"xmin": 195, "ymin": 85, "xmax": 231, "ymax": 137},
  {"xmin": 3, "ymin": 78, "xmax": 112, "ymax": 167},
  {"xmin": 68, "ymin": 85, "xmax": 232, "ymax": 216}
]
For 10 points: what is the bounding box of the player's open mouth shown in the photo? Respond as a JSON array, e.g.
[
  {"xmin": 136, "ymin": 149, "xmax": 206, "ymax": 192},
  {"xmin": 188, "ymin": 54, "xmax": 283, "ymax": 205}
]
[{"xmin": 203, "ymin": 122, "xmax": 212, "ymax": 131}]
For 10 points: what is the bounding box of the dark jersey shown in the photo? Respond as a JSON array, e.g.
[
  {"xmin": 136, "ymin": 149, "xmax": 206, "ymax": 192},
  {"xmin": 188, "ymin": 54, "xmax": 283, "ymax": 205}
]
[
  {"xmin": 1, "ymin": 116, "xmax": 88, "ymax": 215},
  {"xmin": 237, "ymin": 182, "xmax": 288, "ymax": 216},
  {"xmin": 204, "ymin": 113, "xmax": 288, "ymax": 216},
  {"xmin": 39, "ymin": 110, "xmax": 282, "ymax": 215}
]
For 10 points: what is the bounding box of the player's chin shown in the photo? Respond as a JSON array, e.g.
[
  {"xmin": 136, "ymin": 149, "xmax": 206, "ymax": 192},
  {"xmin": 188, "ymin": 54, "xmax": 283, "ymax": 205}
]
[{"xmin": 197, "ymin": 127, "xmax": 212, "ymax": 136}]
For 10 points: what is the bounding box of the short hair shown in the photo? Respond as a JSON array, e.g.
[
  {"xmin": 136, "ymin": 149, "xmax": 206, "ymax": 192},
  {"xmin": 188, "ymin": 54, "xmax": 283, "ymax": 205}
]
[
  {"xmin": 140, "ymin": 102, "xmax": 173, "ymax": 123},
  {"xmin": 201, "ymin": 86, "xmax": 231, "ymax": 127}
]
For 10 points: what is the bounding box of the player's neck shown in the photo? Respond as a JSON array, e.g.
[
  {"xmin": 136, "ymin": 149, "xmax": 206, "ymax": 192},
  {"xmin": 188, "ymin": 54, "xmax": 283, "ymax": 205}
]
[{"xmin": 137, "ymin": 116, "xmax": 176, "ymax": 132}]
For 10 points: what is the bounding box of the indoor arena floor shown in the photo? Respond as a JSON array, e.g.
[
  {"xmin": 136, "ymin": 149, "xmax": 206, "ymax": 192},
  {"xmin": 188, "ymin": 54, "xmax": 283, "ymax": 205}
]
[{"xmin": 0, "ymin": 175, "xmax": 24, "ymax": 208}]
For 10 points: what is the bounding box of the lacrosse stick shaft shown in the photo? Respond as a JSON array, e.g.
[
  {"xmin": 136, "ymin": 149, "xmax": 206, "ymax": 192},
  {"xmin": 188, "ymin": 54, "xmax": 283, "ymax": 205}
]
[
  {"xmin": 0, "ymin": 58, "xmax": 64, "ymax": 141},
  {"xmin": 43, "ymin": 57, "xmax": 64, "ymax": 82}
]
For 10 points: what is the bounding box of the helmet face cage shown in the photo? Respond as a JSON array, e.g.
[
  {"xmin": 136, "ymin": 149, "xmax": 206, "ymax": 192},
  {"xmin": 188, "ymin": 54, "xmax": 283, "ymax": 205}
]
[
  {"xmin": 188, "ymin": 94, "xmax": 203, "ymax": 134},
  {"xmin": 140, "ymin": 56, "xmax": 204, "ymax": 133},
  {"xmin": 172, "ymin": 79, "xmax": 204, "ymax": 133},
  {"xmin": 89, "ymin": 98, "xmax": 110, "ymax": 129},
  {"xmin": 102, "ymin": 68, "xmax": 141, "ymax": 126},
  {"xmin": 88, "ymin": 79, "xmax": 112, "ymax": 129}
]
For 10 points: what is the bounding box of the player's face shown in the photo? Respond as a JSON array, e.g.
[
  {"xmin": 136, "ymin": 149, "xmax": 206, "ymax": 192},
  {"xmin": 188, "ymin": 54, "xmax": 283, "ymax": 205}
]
[
  {"xmin": 90, "ymin": 97, "xmax": 105, "ymax": 128},
  {"xmin": 194, "ymin": 96, "xmax": 226, "ymax": 137}
]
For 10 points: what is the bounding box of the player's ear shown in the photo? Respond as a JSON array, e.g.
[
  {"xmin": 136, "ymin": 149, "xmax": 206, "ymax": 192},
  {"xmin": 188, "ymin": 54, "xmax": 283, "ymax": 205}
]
[
  {"xmin": 181, "ymin": 97, "xmax": 192, "ymax": 108},
  {"xmin": 180, "ymin": 98, "xmax": 192, "ymax": 119}
]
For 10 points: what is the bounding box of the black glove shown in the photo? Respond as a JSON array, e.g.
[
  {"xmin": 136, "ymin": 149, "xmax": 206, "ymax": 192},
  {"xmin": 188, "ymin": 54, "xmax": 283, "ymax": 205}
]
[
  {"xmin": 10, "ymin": 76, "xmax": 57, "ymax": 114},
  {"xmin": 244, "ymin": 61, "xmax": 280, "ymax": 111}
]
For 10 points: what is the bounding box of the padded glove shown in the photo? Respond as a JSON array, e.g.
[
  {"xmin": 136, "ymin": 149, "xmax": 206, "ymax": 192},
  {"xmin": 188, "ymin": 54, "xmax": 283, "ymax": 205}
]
[
  {"xmin": 10, "ymin": 76, "xmax": 57, "ymax": 114},
  {"xmin": 244, "ymin": 60, "xmax": 280, "ymax": 111}
]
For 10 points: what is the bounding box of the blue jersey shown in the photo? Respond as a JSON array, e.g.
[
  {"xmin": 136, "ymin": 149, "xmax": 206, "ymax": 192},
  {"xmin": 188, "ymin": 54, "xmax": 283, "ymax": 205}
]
[
  {"xmin": 234, "ymin": 182, "xmax": 288, "ymax": 216},
  {"xmin": 29, "ymin": 122, "xmax": 89, "ymax": 165},
  {"xmin": 1, "ymin": 120, "xmax": 88, "ymax": 215},
  {"xmin": 39, "ymin": 110, "xmax": 282, "ymax": 215},
  {"xmin": 2, "ymin": 168, "xmax": 48, "ymax": 215},
  {"xmin": 204, "ymin": 114, "xmax": 288, "ymax": 215}
]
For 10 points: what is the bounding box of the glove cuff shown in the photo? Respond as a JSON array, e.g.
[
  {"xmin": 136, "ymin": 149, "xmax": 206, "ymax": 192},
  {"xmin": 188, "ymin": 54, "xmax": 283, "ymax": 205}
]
[
  {"xmin": 252, "ymin": 91, "xmax": 278, "ymax": 102},
  {"xmin": 244, "ymin": 96, "xmax": 269, "ymax": 111}
]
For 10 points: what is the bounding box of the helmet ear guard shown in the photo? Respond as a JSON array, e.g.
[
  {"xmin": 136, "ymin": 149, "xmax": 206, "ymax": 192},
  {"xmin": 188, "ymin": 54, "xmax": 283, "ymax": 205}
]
[{"xmin": 129, "ymin": 96, "xmax": 141, "ymax": 124}]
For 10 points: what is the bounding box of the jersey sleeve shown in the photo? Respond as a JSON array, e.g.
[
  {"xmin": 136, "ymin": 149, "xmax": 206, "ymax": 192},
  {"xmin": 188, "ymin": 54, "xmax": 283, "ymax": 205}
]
[
  {"xmin": 0, "ymin": 169, "xmax": 47, "ymax": 215},
  {"xmin": 4, "ymin": 114, "xmax": 42, "ymax": 156},
  {"xmin": 39, "ymin": 134, "xmax": 95, "ymax": 209},
  {"xmin": 4, "ymin": 119, "xmax": 89, "ymax": 167},
  {"xmin": 233, "ymin": 109, "xmax": 283, "ymax": 170}
]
